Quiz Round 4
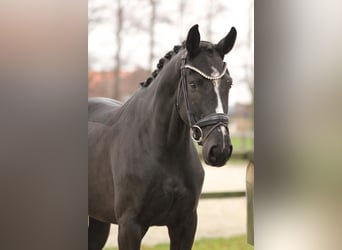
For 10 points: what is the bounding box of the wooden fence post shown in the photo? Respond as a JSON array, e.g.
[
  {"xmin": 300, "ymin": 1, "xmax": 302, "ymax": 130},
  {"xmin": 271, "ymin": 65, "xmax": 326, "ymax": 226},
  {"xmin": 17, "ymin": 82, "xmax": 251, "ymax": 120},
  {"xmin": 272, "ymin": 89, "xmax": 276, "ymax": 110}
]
[{"xmin": 246, "ymin": 159, "xmax": 254, "ymax": 245}]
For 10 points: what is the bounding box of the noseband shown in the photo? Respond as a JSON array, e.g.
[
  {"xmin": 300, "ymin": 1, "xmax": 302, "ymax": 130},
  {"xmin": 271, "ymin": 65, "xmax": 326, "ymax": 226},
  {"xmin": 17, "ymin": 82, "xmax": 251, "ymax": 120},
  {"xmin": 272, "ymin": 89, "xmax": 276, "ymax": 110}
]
[{"xmin": 176, "ymin": 53, "xmax": 230, "ymax": 144}]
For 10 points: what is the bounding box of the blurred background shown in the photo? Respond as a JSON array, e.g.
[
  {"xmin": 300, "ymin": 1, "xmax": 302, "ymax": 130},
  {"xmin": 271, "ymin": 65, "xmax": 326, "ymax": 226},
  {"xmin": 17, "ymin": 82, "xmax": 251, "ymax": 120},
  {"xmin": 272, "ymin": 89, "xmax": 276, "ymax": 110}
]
[
  {"xmin": 1, "ymin": 1, "xmax": 341, "ymax": 249},
  {"xmin": 88, "ymin": 0, "xmax": 254, "ymax": 249}
]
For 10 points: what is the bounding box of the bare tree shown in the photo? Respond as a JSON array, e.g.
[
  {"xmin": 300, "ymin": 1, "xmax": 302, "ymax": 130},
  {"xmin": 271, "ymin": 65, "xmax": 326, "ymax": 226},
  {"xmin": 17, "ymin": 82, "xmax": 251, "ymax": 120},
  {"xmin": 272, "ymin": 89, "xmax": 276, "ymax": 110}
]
[
  {"xmin": 179, "ymin": 0, "xmax": 186, "ymax": 41},
  {"xmin": 113, "ymin": 0, "xmax": 123, "ymax": 99},
  {"xmin": 88, "ymin": 0, "xmax": 107, "ymax": 91},
  {"xmin": 206, "ymin": 0, "xmax": 227, "ymax": 41},
  {"xmin": 149, "ymin": 0, "xmax": 157, "ymax": 71},
  {"xmin": 121, "ymin": 0, "xmax": 173, "ymax": 72},
  {"xmin": 206, "ymin": 0, "xmax": 214, "ymax": 41},
  {"xmin": 88, "ymin": 0, "xmax": 106, "ymax": 32}
]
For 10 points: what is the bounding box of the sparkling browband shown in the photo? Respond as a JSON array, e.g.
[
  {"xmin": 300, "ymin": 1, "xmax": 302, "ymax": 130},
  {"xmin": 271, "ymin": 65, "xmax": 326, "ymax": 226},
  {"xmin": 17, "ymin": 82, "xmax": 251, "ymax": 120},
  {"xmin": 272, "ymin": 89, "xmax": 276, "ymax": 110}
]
[{"xmin": 183, "ymin": 63, "xmax": 227, "ymax": 80}]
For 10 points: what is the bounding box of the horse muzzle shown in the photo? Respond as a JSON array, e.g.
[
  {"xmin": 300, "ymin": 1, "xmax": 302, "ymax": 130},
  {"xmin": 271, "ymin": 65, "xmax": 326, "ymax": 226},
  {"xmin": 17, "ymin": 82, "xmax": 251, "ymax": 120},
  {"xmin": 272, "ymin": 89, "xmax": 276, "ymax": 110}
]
[
  {"xmin": 190, "ymin": 113, "xmax": 232, "ymax": 166},
  {"xmin": 205, "ymin": 143, "xmax": 233, "ymax": 166},
  {"xmin": 202, "ymin": 129, "xmax": 233, "ymax": 167}
]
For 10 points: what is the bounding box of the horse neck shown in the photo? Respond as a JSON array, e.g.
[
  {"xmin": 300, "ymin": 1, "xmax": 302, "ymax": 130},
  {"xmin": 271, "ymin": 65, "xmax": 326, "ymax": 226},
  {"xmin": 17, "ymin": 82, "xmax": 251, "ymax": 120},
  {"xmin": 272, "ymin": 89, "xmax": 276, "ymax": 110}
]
[{"xmin": 145, "ymin": 52, "xmax": 190, "ymax": 149}]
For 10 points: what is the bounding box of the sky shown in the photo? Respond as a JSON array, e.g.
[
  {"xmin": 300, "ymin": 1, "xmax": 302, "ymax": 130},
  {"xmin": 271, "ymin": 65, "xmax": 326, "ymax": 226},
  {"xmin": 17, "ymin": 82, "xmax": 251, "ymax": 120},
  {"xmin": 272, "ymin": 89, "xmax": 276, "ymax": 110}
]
[{"xmin": 88, "ymin": 0, "xmax": 253, "ymax": 105}]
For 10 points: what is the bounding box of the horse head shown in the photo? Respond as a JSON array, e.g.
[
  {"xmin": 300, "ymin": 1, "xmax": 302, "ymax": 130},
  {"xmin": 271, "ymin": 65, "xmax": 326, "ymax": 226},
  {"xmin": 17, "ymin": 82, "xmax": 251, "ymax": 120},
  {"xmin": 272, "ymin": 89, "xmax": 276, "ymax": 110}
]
[{"xmin": 177, "ymin": 24, "xmax": 237, "ymax": 167}]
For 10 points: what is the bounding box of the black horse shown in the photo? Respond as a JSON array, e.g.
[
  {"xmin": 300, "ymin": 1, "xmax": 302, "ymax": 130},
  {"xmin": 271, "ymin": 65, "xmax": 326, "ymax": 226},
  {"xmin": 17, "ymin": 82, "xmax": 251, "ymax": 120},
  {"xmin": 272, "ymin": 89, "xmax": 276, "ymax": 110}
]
[{"xmin": 88, "ymin": 24, "xmax": 237, "ymax": 250}]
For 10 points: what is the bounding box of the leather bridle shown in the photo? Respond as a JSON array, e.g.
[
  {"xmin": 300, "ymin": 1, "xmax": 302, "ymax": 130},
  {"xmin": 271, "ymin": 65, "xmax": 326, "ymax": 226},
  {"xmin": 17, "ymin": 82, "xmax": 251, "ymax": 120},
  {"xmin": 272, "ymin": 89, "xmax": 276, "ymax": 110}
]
[{"xmin": 176, "ymin": 53, "xmax": 230, "ymax": 144}]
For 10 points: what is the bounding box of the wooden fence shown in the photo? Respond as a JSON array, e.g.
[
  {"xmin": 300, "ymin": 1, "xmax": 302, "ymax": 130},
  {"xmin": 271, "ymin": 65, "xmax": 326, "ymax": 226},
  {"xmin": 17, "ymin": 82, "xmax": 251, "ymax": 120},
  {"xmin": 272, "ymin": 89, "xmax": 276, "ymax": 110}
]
[
  {"xmin": 199, "ymin": 153, "xmax": 254, "ymax": 246},
  {"xmin": 200, "ymin": 191, "xmax": 246, "ymax": 199}
]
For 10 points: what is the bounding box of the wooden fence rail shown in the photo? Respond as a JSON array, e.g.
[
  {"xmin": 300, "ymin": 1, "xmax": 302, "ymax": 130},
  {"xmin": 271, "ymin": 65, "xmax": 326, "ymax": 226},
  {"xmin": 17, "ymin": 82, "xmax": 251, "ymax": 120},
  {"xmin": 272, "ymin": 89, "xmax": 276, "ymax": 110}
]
[{"xmin": 200, "ymin": 191, "xmax": 246, "ymax": 199}]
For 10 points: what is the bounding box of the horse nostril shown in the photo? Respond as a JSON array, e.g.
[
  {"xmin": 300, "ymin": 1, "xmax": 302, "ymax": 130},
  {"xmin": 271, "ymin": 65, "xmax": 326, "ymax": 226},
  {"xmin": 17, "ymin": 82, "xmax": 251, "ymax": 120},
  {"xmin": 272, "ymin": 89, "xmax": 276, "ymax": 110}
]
[
  {"xmin": 207, "ymin": 144, "xmax": 232, "ymax": 166},
  {"xmin": 209, "ymin": 146, "xmax": 218, "ymax": 163}
]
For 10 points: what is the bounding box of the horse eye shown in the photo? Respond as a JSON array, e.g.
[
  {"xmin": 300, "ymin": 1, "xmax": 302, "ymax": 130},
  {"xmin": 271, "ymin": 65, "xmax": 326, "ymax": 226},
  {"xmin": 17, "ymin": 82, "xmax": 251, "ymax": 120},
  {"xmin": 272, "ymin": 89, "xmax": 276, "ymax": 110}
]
[{"xmin": 189, "ymin": 82, "xmax": 197, "ymax": 89}]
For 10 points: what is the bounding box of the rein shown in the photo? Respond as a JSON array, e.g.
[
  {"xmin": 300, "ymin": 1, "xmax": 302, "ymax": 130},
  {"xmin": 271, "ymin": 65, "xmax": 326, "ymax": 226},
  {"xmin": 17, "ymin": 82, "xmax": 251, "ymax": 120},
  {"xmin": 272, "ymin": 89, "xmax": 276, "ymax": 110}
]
[{"xmin": 176, "ymin": 53, "xmax": 230, "ymax": 144}]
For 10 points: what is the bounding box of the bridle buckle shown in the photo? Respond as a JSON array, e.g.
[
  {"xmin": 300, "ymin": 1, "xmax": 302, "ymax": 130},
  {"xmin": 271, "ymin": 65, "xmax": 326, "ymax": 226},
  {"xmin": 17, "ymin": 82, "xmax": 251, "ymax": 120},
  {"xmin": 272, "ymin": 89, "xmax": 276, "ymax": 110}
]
[{"xmin": 191, "ymin": 125, "xmax": 203, "ymax": 143}]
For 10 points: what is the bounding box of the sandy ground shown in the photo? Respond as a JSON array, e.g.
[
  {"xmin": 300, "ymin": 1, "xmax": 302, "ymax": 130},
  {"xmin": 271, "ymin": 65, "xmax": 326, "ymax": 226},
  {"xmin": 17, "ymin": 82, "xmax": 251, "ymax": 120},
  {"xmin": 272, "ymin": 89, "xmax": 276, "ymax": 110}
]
[{"xmin": 105, "ymin": 161, "xmax": 248, "ymax": 247}]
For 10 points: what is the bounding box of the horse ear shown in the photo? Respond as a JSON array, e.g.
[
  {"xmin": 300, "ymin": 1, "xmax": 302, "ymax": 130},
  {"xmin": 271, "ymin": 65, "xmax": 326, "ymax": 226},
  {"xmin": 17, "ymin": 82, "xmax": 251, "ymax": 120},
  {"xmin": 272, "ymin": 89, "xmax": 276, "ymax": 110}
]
[
  {"xmin": 215, "ymin": 27, "xmax": 237, "ymax": 58},
  {"xmin": 186, "ymin": 24, "xmax": 200, "ymax": 57}
]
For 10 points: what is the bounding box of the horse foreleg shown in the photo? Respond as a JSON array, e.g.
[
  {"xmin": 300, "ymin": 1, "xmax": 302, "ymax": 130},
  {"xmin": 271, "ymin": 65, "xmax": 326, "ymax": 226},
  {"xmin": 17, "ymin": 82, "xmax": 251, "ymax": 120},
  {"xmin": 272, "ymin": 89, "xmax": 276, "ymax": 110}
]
[
  {"xmin": 88, "ymin": 217, "xmax": 111, "ymax": 250},
  {"xmin": 167, "ymin": 211, "xmax": 197, "ymax": 250},
  {"xmin": 118, "ymin": 218, "xmax": 148, "ymax": 250}
]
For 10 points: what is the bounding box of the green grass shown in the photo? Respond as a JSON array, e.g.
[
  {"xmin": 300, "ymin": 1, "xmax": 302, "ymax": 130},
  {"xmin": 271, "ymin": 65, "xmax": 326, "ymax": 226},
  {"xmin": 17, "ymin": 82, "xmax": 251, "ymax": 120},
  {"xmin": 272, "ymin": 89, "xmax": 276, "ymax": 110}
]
[
  {"xmin": 230, "ymin": 137, "xmax": 254, "ymax": 152},
  {"xmin": 104, "ymin": 235, "xmax": 253, "ymax": 250}
]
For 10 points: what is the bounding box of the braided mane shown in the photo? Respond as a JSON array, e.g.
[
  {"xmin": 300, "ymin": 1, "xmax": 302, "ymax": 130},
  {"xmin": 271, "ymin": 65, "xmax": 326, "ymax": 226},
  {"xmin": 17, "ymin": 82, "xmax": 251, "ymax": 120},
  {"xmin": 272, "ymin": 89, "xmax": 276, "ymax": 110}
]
[{"xmin": 140, "ymin": 44, "xmax": 184, "ymax": 87}]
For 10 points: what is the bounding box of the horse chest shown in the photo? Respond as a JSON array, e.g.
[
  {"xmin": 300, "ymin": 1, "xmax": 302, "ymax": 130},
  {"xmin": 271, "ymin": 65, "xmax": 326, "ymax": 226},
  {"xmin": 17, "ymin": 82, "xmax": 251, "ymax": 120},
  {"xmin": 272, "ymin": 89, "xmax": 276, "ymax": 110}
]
[{"xmin": 140, "ymin": 170, "xmax": 202, "ymax": 226}]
